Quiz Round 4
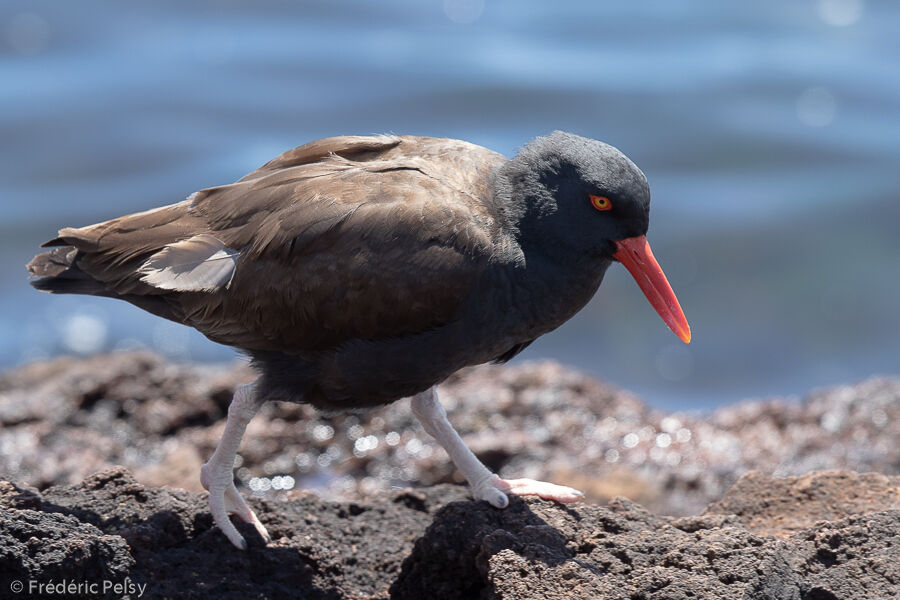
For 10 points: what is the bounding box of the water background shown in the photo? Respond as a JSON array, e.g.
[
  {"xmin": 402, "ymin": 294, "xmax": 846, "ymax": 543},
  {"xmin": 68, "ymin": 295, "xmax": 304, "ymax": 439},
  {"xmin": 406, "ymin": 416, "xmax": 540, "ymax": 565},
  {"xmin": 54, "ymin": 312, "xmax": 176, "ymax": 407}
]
[{"xmin": 1, "ymin": 0, "xmax": 898, "ymax": 410}]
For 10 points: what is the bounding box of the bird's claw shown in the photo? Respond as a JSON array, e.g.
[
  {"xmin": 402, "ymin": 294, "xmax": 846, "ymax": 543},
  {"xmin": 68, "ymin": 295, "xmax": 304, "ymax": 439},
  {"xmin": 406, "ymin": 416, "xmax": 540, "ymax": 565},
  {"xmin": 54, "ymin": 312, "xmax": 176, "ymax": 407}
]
[
  {"xmin": 472, "ymin": 474, "xmax": 510, "ymax": 508},
  {"xmin": 225, "ymin": 484, "xmax": 272, "ymax": 544},
  {"xmin": 472, "ymin": 474, "xmax": 584, "ymax": 507},
  {"xmin": 201, "ymin": 462, "xmax": 271, "ymax": 550}
]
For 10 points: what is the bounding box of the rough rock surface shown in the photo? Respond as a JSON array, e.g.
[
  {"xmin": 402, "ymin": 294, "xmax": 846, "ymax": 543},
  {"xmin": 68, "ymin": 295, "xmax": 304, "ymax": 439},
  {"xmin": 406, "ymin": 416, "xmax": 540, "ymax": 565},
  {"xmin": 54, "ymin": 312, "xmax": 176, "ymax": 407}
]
[
  {"xmin": 705, "ymin": 470, "xmax": 900, "ymax": 537},
  {"xmin": 1, "ymin": 352, "xmax": 897, "ymax": 516},
  {"xmin": 0, "ymin": 468, "xmax": 896, "ymax": 599}
]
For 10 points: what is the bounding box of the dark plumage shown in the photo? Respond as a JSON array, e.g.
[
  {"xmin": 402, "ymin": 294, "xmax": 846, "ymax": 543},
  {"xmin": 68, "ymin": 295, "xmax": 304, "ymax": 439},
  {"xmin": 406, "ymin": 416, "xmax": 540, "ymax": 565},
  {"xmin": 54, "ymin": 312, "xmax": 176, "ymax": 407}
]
[{"xmin": 28, "ymin": 132, "xmax": 690, "ymax": 549}]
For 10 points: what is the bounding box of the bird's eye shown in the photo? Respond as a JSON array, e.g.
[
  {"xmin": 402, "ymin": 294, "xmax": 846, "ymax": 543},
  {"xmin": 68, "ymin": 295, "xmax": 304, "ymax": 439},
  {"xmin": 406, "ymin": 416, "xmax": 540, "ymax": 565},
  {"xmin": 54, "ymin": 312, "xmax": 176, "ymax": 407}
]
[{"xmin": 589, "ymin": 195, "xmax": 612, "ymax": 211}]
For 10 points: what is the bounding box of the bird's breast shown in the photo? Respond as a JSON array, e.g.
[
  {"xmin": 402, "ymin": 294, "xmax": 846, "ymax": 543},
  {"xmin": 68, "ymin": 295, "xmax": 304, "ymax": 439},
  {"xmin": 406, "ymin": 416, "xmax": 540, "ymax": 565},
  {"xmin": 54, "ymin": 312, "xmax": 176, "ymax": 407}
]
[{"xmin": 468, "ymin": 255, "xmax": 611, "ymax": 352}]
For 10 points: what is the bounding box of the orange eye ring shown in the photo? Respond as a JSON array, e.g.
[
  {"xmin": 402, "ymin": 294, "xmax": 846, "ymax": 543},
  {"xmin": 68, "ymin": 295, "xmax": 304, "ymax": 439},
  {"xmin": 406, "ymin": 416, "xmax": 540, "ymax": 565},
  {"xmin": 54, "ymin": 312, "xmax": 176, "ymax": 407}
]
[{"xmin": 590, "ymin": 194, "xmax": 612, "ymax": 211}]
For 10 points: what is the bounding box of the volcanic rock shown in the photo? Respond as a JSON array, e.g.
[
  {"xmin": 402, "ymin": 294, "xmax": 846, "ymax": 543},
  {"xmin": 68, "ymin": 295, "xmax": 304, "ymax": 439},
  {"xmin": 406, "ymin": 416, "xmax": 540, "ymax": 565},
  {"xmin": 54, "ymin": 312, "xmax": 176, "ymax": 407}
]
[
  {"xmin": 0, "ymin": 468, "xmax": 896, "ymax": 599},
  {"xmin": 0, "ymin": 352, "xmax": 897, "ymax": 517}
]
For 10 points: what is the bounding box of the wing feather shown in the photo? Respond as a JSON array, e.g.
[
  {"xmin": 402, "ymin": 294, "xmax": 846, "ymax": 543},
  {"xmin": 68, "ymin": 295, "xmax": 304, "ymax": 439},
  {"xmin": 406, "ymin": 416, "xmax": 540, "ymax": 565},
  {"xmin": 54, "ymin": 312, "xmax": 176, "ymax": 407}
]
[
  {"xmin": 138, "ymin": 234, "xmax": 238, "ymax": 292},
  {"xmin": 40, "ymin": 135, "xmax": 509, "ymax": 353}
]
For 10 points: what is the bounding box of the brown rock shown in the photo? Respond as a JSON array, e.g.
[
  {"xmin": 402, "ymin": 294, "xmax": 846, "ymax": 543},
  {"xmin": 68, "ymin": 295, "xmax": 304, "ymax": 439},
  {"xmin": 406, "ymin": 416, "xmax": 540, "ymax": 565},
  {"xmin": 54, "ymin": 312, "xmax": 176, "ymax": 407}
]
[
  {"xmin": 0, "ymin": 468, "xmax": 896, "ymax": 599},
  {"xmin": 1, "ymin": 352, "xmax": 897, "ymax": 518},
  {"xmin": 706, "ymin": 470, "xmax": 900, "ymax": 537}
]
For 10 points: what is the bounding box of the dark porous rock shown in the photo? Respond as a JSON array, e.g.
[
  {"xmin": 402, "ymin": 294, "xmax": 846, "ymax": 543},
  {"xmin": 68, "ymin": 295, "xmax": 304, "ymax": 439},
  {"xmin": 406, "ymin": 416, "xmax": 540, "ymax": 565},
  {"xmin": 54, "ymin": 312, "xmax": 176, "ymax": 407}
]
[
  {"xmin": 0, "ymin": 468, "xmax": 896, "ymax": 599},
  {"xmin": 392, "ymin": 470, "xmax": 898, "ymax": 600},
  {"xmin": 0, "ymin": 351, "xmax": 248, "ymax": 492},
  {"xmin": 0, "ymin": 496, "xmax": 134, "ymax": 596},
  {"xmin": 1, "ymin": 352, "xmax": 898, "ymax": 518}
]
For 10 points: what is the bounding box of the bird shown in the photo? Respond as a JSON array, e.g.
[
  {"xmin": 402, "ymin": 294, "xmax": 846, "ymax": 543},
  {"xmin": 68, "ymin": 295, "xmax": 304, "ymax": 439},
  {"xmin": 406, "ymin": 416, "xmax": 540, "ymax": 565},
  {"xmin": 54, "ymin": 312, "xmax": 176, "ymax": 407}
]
[{"xmin": 28, "ymin": 132, "xmax": 690, "ymax": 550}]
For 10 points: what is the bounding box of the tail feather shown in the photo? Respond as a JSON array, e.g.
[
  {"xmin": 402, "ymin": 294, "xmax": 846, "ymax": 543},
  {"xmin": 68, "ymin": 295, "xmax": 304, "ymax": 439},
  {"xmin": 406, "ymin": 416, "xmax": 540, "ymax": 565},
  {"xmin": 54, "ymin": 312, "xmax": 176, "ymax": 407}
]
[
  {"xmin": 27, "ymin": 246, "xmax": 76, "ymax": 278},
  {"xmin": 28, "ymin": 199, "xmax": 201, "ymax": 293},
  {"xmin": 27, "ymin": 202, "xmax": 199, "ymax": 325},
  {"xmin": 30, "ymin": 275, "xmax": 107, "ymax": 295},
  {"xmin": 28, "ymin": 246, "xmax": 107, "ymax": 295},
  {"xmin": 40, "ymin": 237, "xmax": 69, "ymax": 248},
  {"xmin": 28, "ymin": 243, "xmax": 182, "ymax": 322}
]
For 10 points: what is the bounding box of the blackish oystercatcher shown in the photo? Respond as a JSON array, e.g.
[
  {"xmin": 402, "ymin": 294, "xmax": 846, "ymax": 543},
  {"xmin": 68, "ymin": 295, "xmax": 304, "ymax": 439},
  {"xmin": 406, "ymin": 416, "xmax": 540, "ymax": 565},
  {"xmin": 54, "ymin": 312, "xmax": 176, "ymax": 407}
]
[{"xmin": 28, "ymin": 132, "xmax": 690, "ymax": 549}]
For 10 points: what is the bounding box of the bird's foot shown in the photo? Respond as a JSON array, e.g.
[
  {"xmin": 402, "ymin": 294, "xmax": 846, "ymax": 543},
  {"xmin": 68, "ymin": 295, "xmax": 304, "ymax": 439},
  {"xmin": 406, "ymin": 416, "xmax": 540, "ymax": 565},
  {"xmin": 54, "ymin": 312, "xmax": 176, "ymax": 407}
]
[
  {"xmin": 200, "ymin": 462, "xmax": 271, "ymax": 550},
  {"xmin": 472, "ymin": 474, "xmax": 584, "ymax": 508}
]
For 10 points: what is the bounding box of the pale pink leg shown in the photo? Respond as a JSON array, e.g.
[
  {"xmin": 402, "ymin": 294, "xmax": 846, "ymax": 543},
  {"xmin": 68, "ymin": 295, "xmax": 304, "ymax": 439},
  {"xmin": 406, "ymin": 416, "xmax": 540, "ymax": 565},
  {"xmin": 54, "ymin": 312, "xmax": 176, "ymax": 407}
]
[
  {"xmin": 200, "ymin": 381, "xmax": 271, "ymax": 550},
  {"xmin": 410, "ymin": 388, "xmax": 584, "ymax": 507}
]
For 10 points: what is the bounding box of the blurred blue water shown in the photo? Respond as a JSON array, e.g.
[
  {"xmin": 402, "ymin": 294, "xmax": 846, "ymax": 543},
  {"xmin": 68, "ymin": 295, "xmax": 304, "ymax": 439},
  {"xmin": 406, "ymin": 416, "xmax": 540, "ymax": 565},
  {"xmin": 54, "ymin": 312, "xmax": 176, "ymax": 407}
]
[{"xmin": 1, "ymin": 0, "xmax": 898, "ymax": 409}]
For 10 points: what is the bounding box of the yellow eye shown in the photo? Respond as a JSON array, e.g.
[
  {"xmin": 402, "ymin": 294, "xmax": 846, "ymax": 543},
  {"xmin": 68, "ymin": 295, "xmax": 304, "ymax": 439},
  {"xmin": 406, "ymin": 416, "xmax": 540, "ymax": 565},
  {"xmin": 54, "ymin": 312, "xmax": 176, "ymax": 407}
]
[{"xmin": 590, "ymin": 194, "xmax": 612, "ymax": 211}]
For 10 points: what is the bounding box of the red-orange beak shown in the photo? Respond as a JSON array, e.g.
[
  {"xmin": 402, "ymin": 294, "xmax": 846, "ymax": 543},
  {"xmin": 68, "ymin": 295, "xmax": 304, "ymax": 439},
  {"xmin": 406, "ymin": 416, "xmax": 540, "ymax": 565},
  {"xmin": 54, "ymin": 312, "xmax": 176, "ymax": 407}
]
[{"xmin": 613, "ymin": 235, "xmax": 691, "ymax": 344}]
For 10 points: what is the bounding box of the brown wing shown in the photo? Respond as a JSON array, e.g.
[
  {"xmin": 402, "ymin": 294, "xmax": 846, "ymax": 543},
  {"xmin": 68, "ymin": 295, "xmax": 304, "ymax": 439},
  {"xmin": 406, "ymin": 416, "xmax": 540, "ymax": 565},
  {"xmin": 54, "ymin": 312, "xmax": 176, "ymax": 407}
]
[{"xmin": 32, "ymin": 135, "xmax": 508, "ymax": 352}]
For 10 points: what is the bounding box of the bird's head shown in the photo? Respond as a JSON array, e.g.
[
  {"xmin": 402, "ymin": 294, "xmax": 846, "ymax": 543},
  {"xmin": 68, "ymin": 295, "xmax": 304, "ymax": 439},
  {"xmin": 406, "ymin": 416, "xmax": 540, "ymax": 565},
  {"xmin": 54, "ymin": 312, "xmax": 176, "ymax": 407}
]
[{"xmin": 503, "ymin": 131, "xmax": 691, "ymax": 344}]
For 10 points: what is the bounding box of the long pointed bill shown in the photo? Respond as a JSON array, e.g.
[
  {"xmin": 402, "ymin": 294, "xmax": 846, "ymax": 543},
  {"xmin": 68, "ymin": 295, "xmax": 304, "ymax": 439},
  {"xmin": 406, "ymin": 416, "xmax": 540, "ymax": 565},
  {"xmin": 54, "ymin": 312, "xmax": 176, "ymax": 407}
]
[{"xmin": 613, "ymin": 235, "xmax": 691, "ymax": 344}]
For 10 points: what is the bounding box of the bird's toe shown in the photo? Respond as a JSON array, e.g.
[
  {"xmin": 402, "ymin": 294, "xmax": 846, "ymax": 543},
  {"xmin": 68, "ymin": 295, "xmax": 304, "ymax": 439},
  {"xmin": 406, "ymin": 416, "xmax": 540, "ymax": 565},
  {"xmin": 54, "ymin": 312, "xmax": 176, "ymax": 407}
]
[
  {"xmin": 471, "ymin": 475, "xmax": 510, "ymax": 508},
  {"xmin": 208, "ymin": 489, "xmax": 249, "ymax": 550},
  {"xmin": 223, "ymin": 481, "xmax": 271, "ymax": 544},
  {"xmin": 501, "ymin": 478, "xmax": 585, "ymax": 504},
  {"xmin": 244, "ymin": 510, "xmax": 272, "ymax": 544},
  {"xmin": 204, "ymin": 469, "xmax": 255, "ymax": 549},
  {"xmin": 479, "ymin": 486, "xmax": 510, "ymax": 508},
  {"xmin": 219, "ymin": 515, "xmax": 249, "ymax": 550}
]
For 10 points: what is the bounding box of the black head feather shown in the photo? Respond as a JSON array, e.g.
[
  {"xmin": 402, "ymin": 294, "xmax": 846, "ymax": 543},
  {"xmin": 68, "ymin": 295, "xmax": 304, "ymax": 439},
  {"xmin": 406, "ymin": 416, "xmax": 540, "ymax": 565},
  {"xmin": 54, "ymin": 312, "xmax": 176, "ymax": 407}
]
[{"xmin": 497, "ymin": 131, "xmax": 651, "ymax": 260}]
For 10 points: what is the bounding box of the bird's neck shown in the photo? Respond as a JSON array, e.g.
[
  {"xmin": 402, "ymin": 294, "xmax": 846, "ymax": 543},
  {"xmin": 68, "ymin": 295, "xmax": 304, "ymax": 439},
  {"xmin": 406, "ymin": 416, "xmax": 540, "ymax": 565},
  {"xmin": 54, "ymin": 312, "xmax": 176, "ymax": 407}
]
[
  {"xmin": 489, "ymin": 160, "xmax": 601, "ymax": 269},
  {"xmin": 484, "ymin": 166, "xmax": 611, "ymax": 336},
  {"xmin": 488, "ymin": 158, "xmax": 554, "ymax": 241}
]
